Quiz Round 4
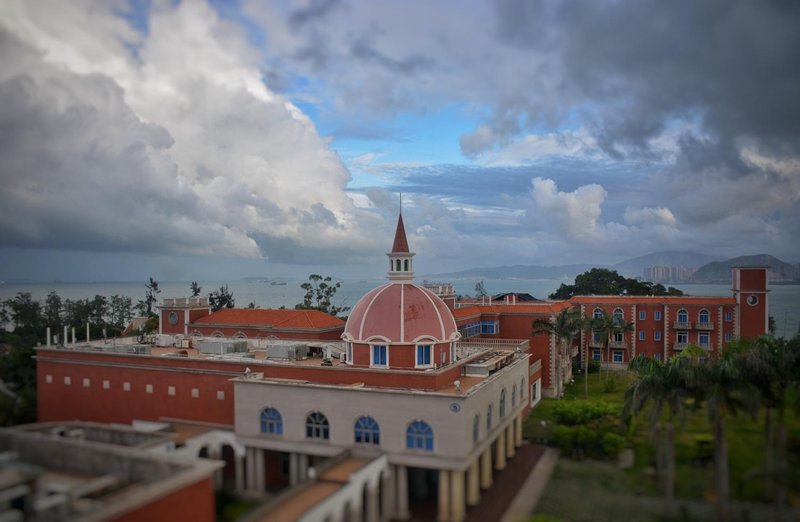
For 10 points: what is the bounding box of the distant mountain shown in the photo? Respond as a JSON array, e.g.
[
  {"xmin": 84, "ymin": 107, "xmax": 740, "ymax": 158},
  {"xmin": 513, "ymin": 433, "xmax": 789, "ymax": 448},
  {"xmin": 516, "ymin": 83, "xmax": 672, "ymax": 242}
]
[
  {"xmin": 425, "ymin": 263, "xmax": 600, "ymax": 280},
  {"xmin": 693, "ymin": 254, "xmax": 800, "ymax": 283},
  {"xmin": 612, "ymin": 251, "xmax": 721, "ymax": 278}
]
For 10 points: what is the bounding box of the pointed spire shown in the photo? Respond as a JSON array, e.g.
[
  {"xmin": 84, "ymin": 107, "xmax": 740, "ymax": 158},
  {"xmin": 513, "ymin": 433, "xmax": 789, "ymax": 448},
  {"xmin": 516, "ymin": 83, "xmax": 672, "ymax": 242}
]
[{"xmin": 391, "ymin": 212, "xmax": 410, "ymax": 253}]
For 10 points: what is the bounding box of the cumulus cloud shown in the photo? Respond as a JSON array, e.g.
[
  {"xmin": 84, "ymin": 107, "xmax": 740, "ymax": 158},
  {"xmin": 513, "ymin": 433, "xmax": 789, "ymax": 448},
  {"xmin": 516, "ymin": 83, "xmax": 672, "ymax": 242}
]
[
  {"xmin": 624, "ymin": 207, "xmax": 677, "ymax": 227},
  {"xmin": 529, "ymin": 177, "xmax": 606, "ymax": 242},
  {"xmin": 0, "ymin": 0, "xmax": 382, "ymax": 263}
]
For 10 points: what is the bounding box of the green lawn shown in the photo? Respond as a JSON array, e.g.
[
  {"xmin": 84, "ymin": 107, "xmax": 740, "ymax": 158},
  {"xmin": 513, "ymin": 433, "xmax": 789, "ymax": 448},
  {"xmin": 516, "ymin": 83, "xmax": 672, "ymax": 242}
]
[{"xmin": 524, "ymin": 369, "xmax": 800, "ymax": 520}]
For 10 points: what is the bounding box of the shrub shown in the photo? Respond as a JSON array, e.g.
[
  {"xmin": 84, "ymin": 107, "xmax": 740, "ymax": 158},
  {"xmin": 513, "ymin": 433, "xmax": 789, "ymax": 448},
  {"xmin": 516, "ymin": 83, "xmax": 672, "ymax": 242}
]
[
  {"xmin": 587, "ymin": 359, "xmax": 601, "ymax": 373},
  {"xmin": 603, "ymin": 377, "xmax": 618, "ymax": 393},
  {"xmin": 601, "ymin": 432, "xmax": 625, "ymax": 456},
  {"xmin": 552, "ymin": 401, "xmax": 615, "ymax": 425}
]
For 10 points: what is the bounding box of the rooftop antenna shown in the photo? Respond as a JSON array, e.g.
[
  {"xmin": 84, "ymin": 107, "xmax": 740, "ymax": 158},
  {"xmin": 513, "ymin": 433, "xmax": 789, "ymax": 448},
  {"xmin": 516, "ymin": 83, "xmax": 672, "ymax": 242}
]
[{"xmin": 399, "ymin": 192, "xmax": 402, "ymax": 215}]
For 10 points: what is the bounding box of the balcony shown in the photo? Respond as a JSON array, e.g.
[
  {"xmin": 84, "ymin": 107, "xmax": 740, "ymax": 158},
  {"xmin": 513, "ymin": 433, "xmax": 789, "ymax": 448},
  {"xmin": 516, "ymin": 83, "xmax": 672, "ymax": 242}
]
[
  {"xmin": 673, "ymin": 342, "xmax": 688, "ymax": 351},
  {"xmin": 695, "ymin": 322, "xmax": 714, "ymax": 330},
  {"xmin": 588, "ymin": 338, "xmax": 604, "ymax": 348},
  {"xmin": 673, "ymin": 321, "xmax": 692, "ymax": 329},
  {"xmin": 609, "ymin": 340, "xmax": 628, "ymax": 349}
]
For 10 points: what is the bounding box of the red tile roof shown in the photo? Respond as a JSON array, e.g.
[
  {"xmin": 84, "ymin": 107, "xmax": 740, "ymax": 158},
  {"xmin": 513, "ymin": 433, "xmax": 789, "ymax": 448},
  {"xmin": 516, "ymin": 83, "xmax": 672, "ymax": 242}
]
[
  {"xmin": 391, "ymin": 213, "xmax": 410, "ymax": 253},
  {"xmin": 193, "ymin": 308, "xmax": 344, "ymax": 330},
  {"xmin": 569, "ymin": 295, "xmax": 736, "ymax": 305}
]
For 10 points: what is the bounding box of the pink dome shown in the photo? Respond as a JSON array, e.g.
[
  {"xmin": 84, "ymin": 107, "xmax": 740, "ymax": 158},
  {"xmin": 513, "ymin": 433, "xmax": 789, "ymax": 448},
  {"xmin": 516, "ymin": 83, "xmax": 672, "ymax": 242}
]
[{"xmin": 344, "ymin": 282, "xmax": 459, "ymax": 343}]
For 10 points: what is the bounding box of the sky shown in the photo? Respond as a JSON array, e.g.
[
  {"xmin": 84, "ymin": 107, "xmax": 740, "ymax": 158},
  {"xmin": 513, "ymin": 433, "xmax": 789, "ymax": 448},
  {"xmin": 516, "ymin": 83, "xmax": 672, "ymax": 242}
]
[{"xmin": 0, "ymin": 0, "xmax": 798, "ymax": 282}]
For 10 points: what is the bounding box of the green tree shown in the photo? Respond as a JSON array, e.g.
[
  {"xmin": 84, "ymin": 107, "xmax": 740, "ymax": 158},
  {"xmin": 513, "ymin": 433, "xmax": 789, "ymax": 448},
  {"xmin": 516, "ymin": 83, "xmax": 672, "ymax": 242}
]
[
  {"xmin": 209, "ymin": 285, "xmax": 235, "ymax": 312},
  {"xmin": 624, "ymin": 354, "xmax": 697, "ymax": 516},
  {"xmin": 735, "ymin": 336, "xmax": 799, "ymax": 514},
  {"xmin": 549, "ymin": 268, "xmax": 684, "ymax": 299},
  {"xmin": 694, "ymin": 350, "xmax": 755, "ymax": 518},
  {"xmin": 190, "ymin": 281, "xmax": 202, "ymax": 297},
  {"xmin": 108, "ymin": 294, "xmax": 133, "ymax": 330},
  {"xmin": 43, "ymin": 291, "xmax": 63, "ymax": 332},
  {"xmin": 296, "ymin": 274, "xmax": 349, "ymax": 317},
  {"xmin": 135, "ymin": 277, "xmax": 161, "ymax": 317},
  {"xmin": 3, "ymin": 293, "xmax": 42, "ymax": 335},
  {"xmin": 533, "ymin": 308, "xmax": 580, "ymax": 400}
]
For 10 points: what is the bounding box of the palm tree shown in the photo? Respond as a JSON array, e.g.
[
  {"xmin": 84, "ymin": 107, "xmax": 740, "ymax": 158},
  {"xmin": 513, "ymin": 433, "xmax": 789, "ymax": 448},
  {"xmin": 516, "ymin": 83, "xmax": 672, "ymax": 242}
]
[
  {"xmin": 695, "ymin": 350, "xmax": 755, "ymax": 519},
  {"xmin": 577, "ymin": 312, "xmax": 595, "ymax": 399},
  {"xmin": 532, "ymin": 308, "xmax": 580, "ymax": 400},
  {"xmin": 592, "ymin": 311, "xmax": 634, "ymax": 382},
  {"xmin": 735, "ymin": 336, "xmax": 798, "ymax": 515},
  {"xmin": 624, "ymin": 353, "xmax": 696, "ymax": 517}
]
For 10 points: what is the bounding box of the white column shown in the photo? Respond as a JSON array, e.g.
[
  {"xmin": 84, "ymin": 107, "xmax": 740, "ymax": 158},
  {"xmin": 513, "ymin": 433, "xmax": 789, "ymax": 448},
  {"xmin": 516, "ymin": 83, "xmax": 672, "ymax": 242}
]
[
  {"xmin": 289, "ymin": 453, "xmax": 299, "ymax": 486},
  {"xmin": 46, "ymin": 328, "xmax": 51, "ymax": 348},
  {"xmin": 235, "ymin": 455, "xmax": 245, "ymax": 493},
  {"xmin": 298, "ymin": 453, "xmax": 309, "ymax": 482},
  {"xmin": 86, "ymin": 322, "xmax": 90, "ymax": 342},
  {"xmin": 450, "ymin": 469, "xmax": 466, "ymax": 522},
  {"xmin": 438, "ymin": 469, "xmax": 451, "ymax": 522},
  {"xmin": 71, "ymin": 327, "xmax": 76, "ymax": 344},
  {"xmin": 516, "ymin": 412, "xmax": 524, "ymax": 447},
  {"xmin": 506, "ymin": 423, "xmax": 515, "ymax": 459},
  {"xmin": 64, "ymin": 326, "xmax": 68, "ymax": 346},
  {"xmin": 366, "ymin": 484, "xmax": 380, "ymax": 522},
  {"xmin": 381, "ymin": 470, "xmax": 394, "ymax": 522},
  {"xmin": 245, "ymin": 447, "xmax": 256, "ymax": 492},
  {"xmin": 466, "ymin": 459, "xmax": 480, "ymax": 506},
  {"xmin": 255, "ymin": 448, "xmax": 265, "ymax": 491},
  {"xmin": 495, "ymin": 434, "xmax": 507, "ymax": 470},
  {"xmin": 395, "ymin": 465, "xmax": 410, "ymax": 520},
  {"xmin": 480, "ymin": 448, "xmax": 492, "ymax": 489}
]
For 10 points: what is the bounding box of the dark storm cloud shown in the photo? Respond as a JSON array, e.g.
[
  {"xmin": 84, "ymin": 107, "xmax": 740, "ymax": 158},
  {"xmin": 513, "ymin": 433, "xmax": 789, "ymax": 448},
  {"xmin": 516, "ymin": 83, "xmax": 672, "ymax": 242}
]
[{"xmin": 492, "ymin": 0, "xmax": 800, "ymax": 162}]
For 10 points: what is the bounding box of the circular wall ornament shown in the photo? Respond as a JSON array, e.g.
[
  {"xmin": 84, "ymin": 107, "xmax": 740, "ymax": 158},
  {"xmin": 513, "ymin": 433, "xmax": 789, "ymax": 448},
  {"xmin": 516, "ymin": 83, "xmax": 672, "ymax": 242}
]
[
  {"xmin": 449, "ymin": 403, "xmax": 461, "ymax": 413},
  {"xmin": 746, "ymin": 295, "xmax": 759, "ymax": 306},
  {"xmin": 168, "ymin": 311, "xmax": 179, "ymax": 325}
]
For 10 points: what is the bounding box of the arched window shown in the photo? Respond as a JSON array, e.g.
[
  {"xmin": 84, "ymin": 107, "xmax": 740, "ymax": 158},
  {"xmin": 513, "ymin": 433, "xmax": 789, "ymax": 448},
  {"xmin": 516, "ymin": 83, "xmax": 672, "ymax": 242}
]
[
  {"xmin": 404, "ymin": 259, "xmax": 409, "ymax": 271},
  {"xmin": 520, "ymin": 378, "xmax": 526, "ymax": 398},
  {"xmin": 677, "ymin": 309, "xmax": 688, "ymax": 324},
  {"xmin": 354, "ymin": 416, "xmax": 380, "ymax": 445},
  {"xmin": 406, "ymin": 420, "xmax": 434, "ymax": 451},
  {"xmin": 486, "ymin": 404, "xmax": 493, "ymax": 431},
  {"xmin": 512, "ymin": 385, "xmax": 516, "ymax": 407},
  {"xmin": 396, "ymin": 259, "xmax": 402, "ymax": 271},
  {"xmin": 613, "ymin": 308, "xmax": 624, "ymax": 325},
  {"xmin": 500, "ymin": 389, "xmax": 507, "ymax": 417},
  {"xmin": 260, "ymin": 407, "xmax": 282, "ymax": 435},
  {"xmin": 698, "ymin": 309, "xmax": 710, "ymax": 324},
  {"xmin": 593, "ymin": 308, "xmax": 603, "ymax": 320},
  {"xmin": 473, "ymin": 414, "xmax": 480, "ymax": 443},
  {"xmin": 306, "ymin": 412, "xmax": 330, "ymax": 440}
]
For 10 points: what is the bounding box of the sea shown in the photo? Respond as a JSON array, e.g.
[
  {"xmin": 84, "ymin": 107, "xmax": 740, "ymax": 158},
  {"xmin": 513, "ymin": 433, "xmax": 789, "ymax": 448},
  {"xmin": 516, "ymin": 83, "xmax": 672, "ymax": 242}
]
[{"xmin": 1, "ymin": 279, "xmax": 798, "ymax": 339}]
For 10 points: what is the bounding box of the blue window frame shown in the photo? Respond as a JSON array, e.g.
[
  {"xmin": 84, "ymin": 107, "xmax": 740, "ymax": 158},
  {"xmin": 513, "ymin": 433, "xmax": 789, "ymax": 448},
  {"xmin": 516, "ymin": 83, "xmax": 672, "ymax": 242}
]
[
  {"xmin": 406, "ymin": 420, "xmax": 434, "ymax": 451},
  {"xmin": 613, "ymin": 308, "xmax": 624, "ymax": 324},
  {"xmin": 593, "ymin": 308, "xmax": 603, "ymax": 320},
  {"xmin": 639, "ymin": 330, "xmax": 646, "ymax": 341},
  {"xmin": 499, "ymin": 389, "xmax": 506, "ymax": 417},
  {"xmin": 655, "ymin": 311, "xmax": 662, "ymax": 321},
  {"xmin": 354, "ymin": 416, "xmax": 380, "ymax": 445},
  {"xmin": 372, "ymin": 344, "xmax": 387, "ymax": 366},
  {"xmin": 725, "ymin": 311, "xmax": 733, "ymax": 322},
  {"xmin": 725, "ymin": 332, "xmax": 732, "ymax": 341},
  {"xmin": 639, "ymin": 310, "xmax": 646, "ymax": 321},
  {"xmin": 306, "ymin": 412, "xmax": 330, "ymax": 440},
  {"xmin": 655, "ymin": 330, "xmax": 662, "ymax": 341},
  {"xmin": 260, "ymin": 407, "xmax": 282, "ymax": 435},
  {"xmin": 486, "ymin": 404, "xmax": 493, "ymax": 431},
  {"xmin": 699, "ymin": 332, "xmax": 710, "ymax": 347},
  {"xmin": 416, "ymin": 344, "xmax": 432, "ymax": 366},
  {"xmin": 592, "ymin": 350, "xmax": 601, "ymax": 361},
  {"xmin": 698, "ymin": 310, "xmax": 710, "ymax": 324}
]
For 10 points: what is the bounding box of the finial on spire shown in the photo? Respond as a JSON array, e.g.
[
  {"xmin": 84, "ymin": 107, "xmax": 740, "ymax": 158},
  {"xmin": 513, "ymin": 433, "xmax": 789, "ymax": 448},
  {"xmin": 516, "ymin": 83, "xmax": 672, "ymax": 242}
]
[{"xmin": 399, "ymin": 192, "xmax": 402, "ymax": 215}]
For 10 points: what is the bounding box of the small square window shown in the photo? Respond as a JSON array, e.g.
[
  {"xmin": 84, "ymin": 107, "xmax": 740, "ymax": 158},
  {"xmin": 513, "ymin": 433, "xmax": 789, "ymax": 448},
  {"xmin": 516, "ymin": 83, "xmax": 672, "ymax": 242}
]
[
  {"xmin": 168, "ymin": 386, "xmax": 176, "ymax": 396},
  {"xmin": 64, "ymin": 376, "xmax": 72, "ymax": 386},
  {"xmin": 123, "ymin": 381, "xmax": 131, "ymax": 391},
  {"xmin": 592, "ymin": 350, "xmax": 601, "ymax": 361},
  {"xmin": 45, "ymin": 374, "xmax": 53, "ymax": 384},
  {"xmin": 725, "ymin": 332, "xmax": 733, "ymax": 341},
  {"xmin": 102, "ymin": 380, "xmax": 110, "ymax": 390},
  {"xmin": 83, "ymin": 378, "xmax": 91, "ymax": 388},
  {"xmin": 639, "ymin": 331, "xmax": 646, "ymax": 341},
  {"xmin": 639, "ymin": 311, "xmax": 646, "ymax": 321},
  {"xmin": 191, "ymin": 388, "xmax": 199, "ymax": 398},
  {"xmin": 655, "ymin": 331, "xmax": 662, "ymax": 341},
  {"xmin": 613, "ymin": 351, "xmax": 624, "ymax": 363},
  {"xmin": 725, "ymin": 311, "xmax": 733, "ymax": 322},
  {"xmin": 145, "ymin": 384, "xmax": 153, "ymax": 394},
  {"xmin": 654, "ymin": 311, "xmax": 662, "ymax": 321},
  {"xmin": 217, "ymin": 391, "xmax": 225, "ymax": 400}
]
